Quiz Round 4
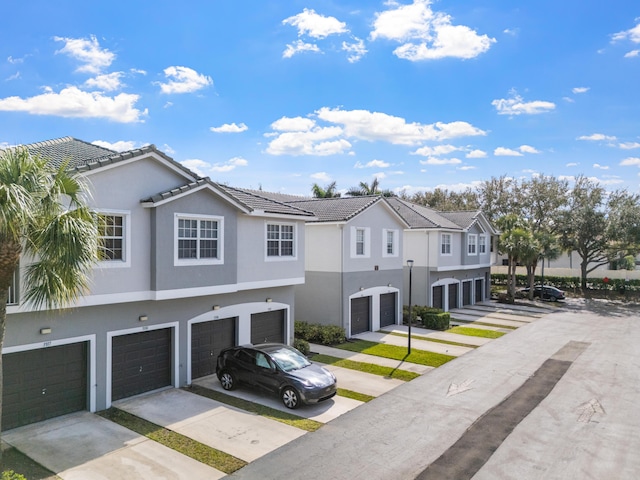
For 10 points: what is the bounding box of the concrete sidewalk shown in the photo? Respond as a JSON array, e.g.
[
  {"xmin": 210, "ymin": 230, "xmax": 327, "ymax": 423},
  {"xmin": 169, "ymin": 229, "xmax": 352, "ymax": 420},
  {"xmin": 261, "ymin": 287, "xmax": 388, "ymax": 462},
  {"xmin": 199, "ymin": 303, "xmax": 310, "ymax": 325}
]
[
  {"xmin": 229, "ymin": 299, "xmax": 640, "ymax": 479},
  {"xmin": 353, "ymin": 331, "xmax": 473, "ymax": 357}
]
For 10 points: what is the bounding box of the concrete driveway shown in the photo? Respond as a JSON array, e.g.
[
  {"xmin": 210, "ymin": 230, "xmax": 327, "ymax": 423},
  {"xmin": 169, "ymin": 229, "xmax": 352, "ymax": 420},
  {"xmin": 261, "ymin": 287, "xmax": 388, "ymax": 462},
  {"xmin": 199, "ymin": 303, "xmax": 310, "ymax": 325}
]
[{"xmin": 1, "ymin": 411, "xmax": 224, "ymax": 480}]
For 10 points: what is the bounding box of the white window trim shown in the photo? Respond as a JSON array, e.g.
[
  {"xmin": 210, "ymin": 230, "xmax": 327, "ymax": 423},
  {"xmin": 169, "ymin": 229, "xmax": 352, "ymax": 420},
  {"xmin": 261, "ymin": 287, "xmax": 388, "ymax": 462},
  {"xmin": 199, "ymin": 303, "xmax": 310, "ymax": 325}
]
[
  {"xmin": 97, "ymin": 209, "xmax": 131, "ymax": 269},
  {"xmin": 174, "ymin": 213, "xmax": 224, "ymax": 266},
  {"xmin": 351, "ymin": 226, "xmax": 371, "ymax": 258},
  {"xmin": 440, "ymin": 233, "xmax": 452, "ymax": 256},
  {"xmin": 468, "ymin": 234, "xmax": 478, "ymax": 256},
  {"xmin": 382, "ymin": 229, "xmax": 399, "ymax": 257},
  {"xmin": 265, "ymin": 222, "xmax": 298, "ymax": 262},
  {"xmin": 479, "ymin": 235, "xmax": 487, "ymax": 254}
]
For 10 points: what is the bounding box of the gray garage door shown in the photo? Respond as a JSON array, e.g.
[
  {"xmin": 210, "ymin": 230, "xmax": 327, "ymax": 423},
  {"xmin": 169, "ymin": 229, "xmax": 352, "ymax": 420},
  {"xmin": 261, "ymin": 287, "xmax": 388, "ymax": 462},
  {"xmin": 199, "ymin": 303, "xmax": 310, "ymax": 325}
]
[
  {"xmin": 380, "ymin": 293, "xmax": 396, "ymax": 328},
  {"xmin": 3, "ymin": 342, "xmax": 87, "ymax": 430},
  {"xmin": 351, "ymin": 296, "xmax": 370, "ymax": 335},
  {"xmin": 448, "ymin": 283, "xmax": 459, "ymax": 309},
  {"xmin": 475, "ymin": 279, "xmax": 484, "ymax": 303},
  {"xmin": 251, "ymin": 310, "xmax": 285, "ymax": 344},
  {"xmin": 192, "ymin": 317, "xmax": 236, "ymax": 379},
  {"xmin": 433, "ymin": 285, "xmax": 444, "ymax": 310},
  {"xmin": 112, "ymin": 328, "xmax": 172, "ymax": 401},
  {"xmin": 462, "ymin": 281, "xmax": 472, "ymax": 306}
]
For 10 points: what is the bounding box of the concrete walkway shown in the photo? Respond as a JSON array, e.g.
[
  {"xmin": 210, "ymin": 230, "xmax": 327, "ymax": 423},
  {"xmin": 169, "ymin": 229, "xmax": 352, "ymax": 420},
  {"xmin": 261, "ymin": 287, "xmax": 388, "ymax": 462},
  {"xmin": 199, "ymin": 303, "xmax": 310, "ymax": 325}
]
[
  {"xmin": 230, "ymin": 299, "xmax": 640, "ymax": 479},
  {"xmin": 379, "ymin": 324, "xmax": 492, "ymax": 346},
  {"xmin": 354, "ymin": 331, "xmax": 473, "ymax": 357}
]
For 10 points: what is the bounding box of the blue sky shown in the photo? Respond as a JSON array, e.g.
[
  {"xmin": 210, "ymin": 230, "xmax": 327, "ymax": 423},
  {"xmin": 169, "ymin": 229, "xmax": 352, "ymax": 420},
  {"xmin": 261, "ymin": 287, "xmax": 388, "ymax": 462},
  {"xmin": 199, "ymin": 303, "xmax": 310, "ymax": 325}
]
[{"xmin": 1, "ymin": 0, "xmax": 639, "ymax": 197}]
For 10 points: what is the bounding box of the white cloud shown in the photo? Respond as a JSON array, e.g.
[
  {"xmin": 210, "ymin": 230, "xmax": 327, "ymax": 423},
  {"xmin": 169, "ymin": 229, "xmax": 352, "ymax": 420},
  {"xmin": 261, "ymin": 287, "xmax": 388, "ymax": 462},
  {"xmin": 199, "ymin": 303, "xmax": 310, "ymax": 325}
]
[
  {"xmin": 163, "ymin": 144, "xmax": 175, "ymax": 155},
  {"xmin": 572, "ymin": 87, "xmax": 590, "ymax": 94},
  {"xmin": 6, "ymin": 72, "xmax": 20, "ymax": 81},
  {"xmin": 54, "ymin": 35, "xmax": 115, "ymax": 74},
  {"xmin": 566, "ymin": 162, "xmax": 579, "ymax": 167},
  {"xmin": 283, "ymin": 8, "xmax": 348, "ymax": 39},
  {"xmin": 612, "ymin": 21, "xmax": 640, "ymax": 43},
  {"xmin": 625, "ymin": 49, "xmax": 640, "ymax": 58},
  {"xmin": 210, "ymin": 122, "xmax": 248, "ymax": 133},
  {"xmin": 85, "ymin": 72, "xmax": 123, "ymax": 91},
  {"xmin": 519, "ymin": 145, "xmax": 540, "ymax": 154},
  {"xmin": 0, "ymin": 86, "xmax": 146, "ymax": 122},
  {"xmin": 370, "ymin": 0, "xmax": 495, "ymax": 61},
  {"xmin": 316, "ymin": 107, "xmax": 486, "ymax": 144},
  {"xmin": 563, "ymin": 96, "xmax": 575, "ymax": 103},
  {"xmin": 283, "ymin": 40, "xmax": 321, "ymax": 58},
  {"xmin": 355, "ymin": 159, "xmax": 391, "ymax": 168},
  {"xmin": 577, "ymin": 133, "xmax": 617, "ymax": 141},
  {"xmin": 503, "ymin": 28, "xmax": 518, "ymax": 36},
  {"xmin": 494, "ymin": 147, "xmax": 523, "ymax": 156},
  {"xmin": 620, "ymin": 142, "xmax": 640, "ymax": 150},
  {"xmin": 157, "ymin": 66, "xmax": 212, "ymax": 94},
  {"xmin": 458, "ymin": 165, "xmax": 476, "ymax": 171},
  {"xmin": 492, "ymin": 91, "xmax": 555, "ymax": 115},
  {"xmin": 311, "ymin": 171, "xmax": 332, "ymax": 182},
  {"xmin": 342, "ymin": 37, "xmax": 367, "ymax": 63},
  {"xmin": 92, "ymin": 140, "xmax": 144, "ymax": 152},
  {"xmin": 181, "ymin": 156, "xmax": 248, "ymax": 176},
  {"xmin": 466, "ymin": 149, "xmax": 487, "ymax": 158},
  {"xmin": 270, "ymin": 116, "xmax": 316, "ymax": 132},
  {"xmin": 593, "ymin": 163, "xmax": 609, "ymax": 170},
  {"xmin": 419, "ymin": 157, "xmax": 462, "ymax": 165},
  {"xmin": 620, "ymin": 157, "xmax": 640, "ymax": 166},
  {"xmin": 412, "ymin": 144, "xmax": 461, "ymax": 156},
  {"xmin": 180, "ymin": 159, "xmax": 210, "ymax": 176},
  {"xmin": 7, "ymin": 55, "xmax": 25, "ymax": 64},
  {"xmin": 266, "ymin": 126, "xmax": 351, "ymax": 156}
]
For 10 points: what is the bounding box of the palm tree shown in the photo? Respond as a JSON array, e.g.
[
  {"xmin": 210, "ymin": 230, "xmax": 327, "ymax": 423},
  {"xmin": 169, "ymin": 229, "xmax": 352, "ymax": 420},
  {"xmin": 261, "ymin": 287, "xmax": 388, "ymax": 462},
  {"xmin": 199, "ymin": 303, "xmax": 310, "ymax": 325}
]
[
  {"xmin": 311, "ymin": 181, "xmax": 341, "ymax": 198},
  {"xmin": 0, "ymin": 147, "xmax": 98, "ymax": 455},
  {"xmin": 347, "ymin": 177, "xmax": 394, "ymax": 197},
  {"xmin": 496, "ymin": 214, "xmax": 534, "ymax": 302}
]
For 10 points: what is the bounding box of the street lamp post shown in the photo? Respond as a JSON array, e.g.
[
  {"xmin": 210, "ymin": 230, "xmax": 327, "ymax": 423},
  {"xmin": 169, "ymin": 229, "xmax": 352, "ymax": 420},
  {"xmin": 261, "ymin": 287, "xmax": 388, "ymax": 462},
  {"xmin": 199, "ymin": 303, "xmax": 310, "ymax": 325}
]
[{"xmin": 407, "ymin": 259, "xmax": 414, "ymax": 355}]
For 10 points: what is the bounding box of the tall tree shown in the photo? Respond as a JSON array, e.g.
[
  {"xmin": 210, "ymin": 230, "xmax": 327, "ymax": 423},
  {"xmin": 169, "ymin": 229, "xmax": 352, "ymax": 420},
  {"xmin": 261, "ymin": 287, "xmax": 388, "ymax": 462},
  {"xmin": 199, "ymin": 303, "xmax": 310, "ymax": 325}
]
[
  {"xmin": 496, "ymin": 214, "xmax": 535, "ymax": 301},
  {"xmin": 346, "ymin": 177, "xmax": 394, "ymax": 197},
  {"xmin": 476, "ymin": 175, "xmax": 521, "ymax": 224},
  {"xmin": 311, "ymin": 181, "xmax": 341, "ymax": 198},
  {"xmin": 0, "ymin": 147, "xmax": 98, "ymax": 454},
  {"xmin": 405, "ymin": 187, "xmax": 479, "ymax": 211}
]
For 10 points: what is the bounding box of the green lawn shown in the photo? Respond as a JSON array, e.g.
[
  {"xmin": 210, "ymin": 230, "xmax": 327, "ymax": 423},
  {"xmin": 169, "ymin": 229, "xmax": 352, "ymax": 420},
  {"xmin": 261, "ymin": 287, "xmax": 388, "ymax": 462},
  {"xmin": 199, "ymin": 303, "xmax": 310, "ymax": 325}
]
[
  {"xmin": 99, "ymin": 407, "xmax": 247, "ymax": 474},
  {"xmin": 447, "ymin": 326, "xmax": 506, "ymax": 339},
  {"xmin": 333, "ymin": 340, "xmax": 455, "ymax": 367},
  {"xmin": 311, "ymin": 353, "xmax": 420, "ymax": 381},
  {"xmin": 337, "ymin": 388, "xmax": 375, "ymax": 403}
]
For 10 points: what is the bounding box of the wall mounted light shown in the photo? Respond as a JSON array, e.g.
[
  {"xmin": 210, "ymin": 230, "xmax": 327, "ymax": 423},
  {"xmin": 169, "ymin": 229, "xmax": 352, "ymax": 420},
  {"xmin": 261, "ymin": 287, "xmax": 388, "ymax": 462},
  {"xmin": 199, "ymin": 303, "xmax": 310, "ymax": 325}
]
[
  {"xmin": 388, "ymin": 283, "xmax": 392, "ymax": 287},
  {"xmin": 266, "ymin": 298, "xmax": 273, "ymax": 303},
  {"xmin": 213, "ymin": 305, "xmax": 221, "ymax": 310},
  {"xmin": 138, "ymin": 315, "xmax": 148, "ymax": 322},
  {"xmin": 40, "ymin": 327, "xmax": 52, "ymax": 335},
  {"xmin": 359, "ymin": 287, "xmax": 364, "ymax": 291}
]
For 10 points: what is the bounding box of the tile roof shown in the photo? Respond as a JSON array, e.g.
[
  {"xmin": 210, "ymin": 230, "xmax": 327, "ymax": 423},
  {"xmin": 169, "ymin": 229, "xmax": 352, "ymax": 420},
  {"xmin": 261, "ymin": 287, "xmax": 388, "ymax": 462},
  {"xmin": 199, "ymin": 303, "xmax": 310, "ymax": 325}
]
[
  {"xmin": 438, "ymin": 211, "xmax": 480, "ymax": 230},
  {"xmin": 284, "ymin": 196, "xmax": 383, "ymax": 222},
  {"xmin": 217, "ymin": 185, "xmax": 316, "ymax": 217},
  {"xmin": 386, "ymin": 197, "xmax": 462, "ymax": 230},
  {"xmin": 240, "ymin": 189, "xmax": 310, "ymax": 203}
]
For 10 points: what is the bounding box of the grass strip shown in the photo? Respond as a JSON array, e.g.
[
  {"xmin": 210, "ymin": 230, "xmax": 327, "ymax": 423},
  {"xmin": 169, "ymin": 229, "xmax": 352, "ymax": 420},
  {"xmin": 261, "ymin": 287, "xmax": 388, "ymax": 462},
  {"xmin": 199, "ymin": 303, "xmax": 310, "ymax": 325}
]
[
  {"xmin": 380, "ymin": 330, "xmax": 479, "ymax": 349},
  {"xmin": 99, "ymin": 407, "xmax": 246, "ymax": 474},
  {"xmin": 337, "ymin": 388, "xmax": 375, "ymax": 403},
  {"xmin": 186, "ymin": 385, "xmax": 323, "ymax": 432},
  {"xmin": 333, "ymin": 340, "xmax": 455, "ymax": 368},
  {"xmin": 447, "ymin": 326, "xmax": 506, "ymax": 339},
  {"xmin": 452, "ymin": 319, "xmax": 519, "ymax": 330},
  {"xmin": 312, "ymin": 353, "xmax": 420, "ymax": 381}
]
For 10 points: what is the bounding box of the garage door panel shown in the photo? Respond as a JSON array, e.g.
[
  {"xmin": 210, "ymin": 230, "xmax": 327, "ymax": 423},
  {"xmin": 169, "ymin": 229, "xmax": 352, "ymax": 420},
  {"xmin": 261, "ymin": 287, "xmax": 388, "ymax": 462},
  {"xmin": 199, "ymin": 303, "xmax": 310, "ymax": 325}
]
[
  {"xmin": 380, "ymin": 293, "xmax": 396, "ymax": 328},
  {"xmin": 251, "ymin": 311, "xmax": 285, "ymax": 345},
  {"xmin": 191, "ymin": 318, "xmax": 236, "ymax": 380},
  {"xmin": 351, "ymin": 297, "xmax": 370, "ymax": 335}
]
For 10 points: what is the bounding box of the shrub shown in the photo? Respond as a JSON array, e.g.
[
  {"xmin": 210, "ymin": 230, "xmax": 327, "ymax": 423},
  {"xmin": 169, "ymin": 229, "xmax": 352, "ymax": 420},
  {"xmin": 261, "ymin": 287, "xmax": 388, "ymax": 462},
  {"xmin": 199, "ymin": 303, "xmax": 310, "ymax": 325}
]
[
  {"xmin": 293, "ymin": 338, "xmax": 310, "ymax": 356},
  {"xmin": 414, "ymin": 306, "xmax": 450, "ymax": 330},
  {"xmin": 3, "ymin": 471, "xmax": 27, "ymax": 480},
  {"xmin": 295, "ymin": 321, "xmax": 346, "ymax": 345}
]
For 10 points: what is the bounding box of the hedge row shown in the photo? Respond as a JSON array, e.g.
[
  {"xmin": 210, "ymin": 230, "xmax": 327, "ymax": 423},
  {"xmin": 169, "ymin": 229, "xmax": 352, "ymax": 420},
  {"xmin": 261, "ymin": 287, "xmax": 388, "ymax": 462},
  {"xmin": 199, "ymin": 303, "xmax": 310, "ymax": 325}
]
[
  {"xmin": 403, "ymin": 305, "xmax": 450, "ymax": 331},
  {"xmin": 491, "ymin": 273, "xmax": 640, "ymax": 291},
  {"xmin": 294, "ymin": 321, "xmax": 346, "ymax": 346}
]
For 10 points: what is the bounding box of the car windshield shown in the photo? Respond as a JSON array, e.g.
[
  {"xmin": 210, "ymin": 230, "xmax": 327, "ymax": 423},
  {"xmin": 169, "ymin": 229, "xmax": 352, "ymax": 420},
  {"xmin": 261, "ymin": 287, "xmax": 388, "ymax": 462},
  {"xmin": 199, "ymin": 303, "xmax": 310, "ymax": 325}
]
[{"xmin": 269, "ymin": 347, "xmax": 311, "ymax": 372}]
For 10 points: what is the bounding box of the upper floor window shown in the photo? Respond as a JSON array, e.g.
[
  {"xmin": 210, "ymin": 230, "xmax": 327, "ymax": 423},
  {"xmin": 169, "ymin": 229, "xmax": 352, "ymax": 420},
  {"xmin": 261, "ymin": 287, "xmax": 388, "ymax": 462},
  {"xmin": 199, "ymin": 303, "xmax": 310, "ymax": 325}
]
[
  {"xmin": 351, "ymin": 227, "xmax": 370, "ymax": 258},
  {"xmin": 175, "ymin": 214, "xmax": 223, "ymax": 265},
  {"xmin": 468, "ymin": 234, "xmax": 478, "ymax": 255},
  {"xmin": 97, "ymin": 210, "xmax": 131, "ymax": 268},
  {"xmin": 383, "ymin": 229, "xmax": 399, "ymax": 257},
  {"xmin": 267, "ymin": 223, "xmax": 295, "ymax": 259},
  {"xmin": 441, "ymin": 233, "xmax": 452, "ymax": 255},
  {"xmin": 479, "ymin": 235, "xmax": 487, "ymax": 254}
]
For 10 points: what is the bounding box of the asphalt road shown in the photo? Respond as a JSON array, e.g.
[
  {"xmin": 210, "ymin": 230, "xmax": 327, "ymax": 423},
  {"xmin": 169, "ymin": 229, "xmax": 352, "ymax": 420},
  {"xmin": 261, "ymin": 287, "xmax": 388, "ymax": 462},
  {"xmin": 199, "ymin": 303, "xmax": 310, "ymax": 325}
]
[{"xmin": 228, "ymin": 299, "xmax": 640, "ymax": 480}]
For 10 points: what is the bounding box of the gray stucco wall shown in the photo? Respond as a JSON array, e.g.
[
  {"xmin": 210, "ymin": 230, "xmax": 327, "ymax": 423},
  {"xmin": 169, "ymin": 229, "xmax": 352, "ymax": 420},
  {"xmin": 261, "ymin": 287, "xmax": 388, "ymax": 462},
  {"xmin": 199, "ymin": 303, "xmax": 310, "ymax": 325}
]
[
  {"xmin": 294, "ymin": 272, "xmax": 343, "ymax": 326},
  {"xmin": 404, "ymin": 266, "xmax": 491, "ymax": 308}
]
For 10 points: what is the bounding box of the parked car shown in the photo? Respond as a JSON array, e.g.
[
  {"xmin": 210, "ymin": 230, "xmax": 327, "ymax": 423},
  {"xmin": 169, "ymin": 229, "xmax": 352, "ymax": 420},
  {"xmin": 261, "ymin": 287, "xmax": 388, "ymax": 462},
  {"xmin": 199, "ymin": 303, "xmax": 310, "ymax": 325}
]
[
  {"xmin": 518, "ymin": 285, "xmax": 566, "ymax": 301},
  {"xmin": 216, "ymin": 343, "xmax": 337, "ymax": 409}
]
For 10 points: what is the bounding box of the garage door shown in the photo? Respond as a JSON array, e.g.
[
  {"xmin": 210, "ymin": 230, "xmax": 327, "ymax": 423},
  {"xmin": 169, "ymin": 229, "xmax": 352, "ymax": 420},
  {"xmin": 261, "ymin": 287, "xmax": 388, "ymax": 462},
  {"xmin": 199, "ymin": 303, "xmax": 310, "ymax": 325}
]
[
  {"xmin": 3, "ymin": 342, "xmax": 87, "ymax": 430},
  {"xmin": 475, "ymin": 279, "xmax": 484, "ymax": 303},
  {"xmin": 112, "ymin": 328, "xmax": 172, "ymax": 401},
  {"xmin": 251, "ymin": 310, "xmax": 285, "ymax": 344},
  {"xmin": 351, "ymin": 297, "xmax": 370, "ymax": 335},
  {"xmin": 448, "ymin": 283, "xmax": 459, "ymax": 309},
  {"xmin": 433, "ymin": 286, "xmax": 444, "ymax": 310},
  {"xmin": 380, "ymin": 293, "xmax": 396, "ymax": 328},
  {"xmin": 192, "ymin": 317, "xmax": 236, "ymax": 379},
  {"xmin": 462, "ymin": 281, "xmax": 472, "ymax": 306}
]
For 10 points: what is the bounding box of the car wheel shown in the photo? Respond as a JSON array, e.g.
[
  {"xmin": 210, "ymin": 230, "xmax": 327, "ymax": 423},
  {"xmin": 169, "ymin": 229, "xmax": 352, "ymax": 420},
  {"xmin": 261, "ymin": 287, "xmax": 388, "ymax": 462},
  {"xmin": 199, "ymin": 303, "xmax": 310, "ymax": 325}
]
[
  {"xmin": 219, "ymin": 370, "xmax": 236, "ymax": 390},
  {"xmin": 281, "ymin": 386, "xmax": 300, "ymax": 409},
  {"xmin": 550, "ymin": 296, "xmax": 558, "ymax": 302}
]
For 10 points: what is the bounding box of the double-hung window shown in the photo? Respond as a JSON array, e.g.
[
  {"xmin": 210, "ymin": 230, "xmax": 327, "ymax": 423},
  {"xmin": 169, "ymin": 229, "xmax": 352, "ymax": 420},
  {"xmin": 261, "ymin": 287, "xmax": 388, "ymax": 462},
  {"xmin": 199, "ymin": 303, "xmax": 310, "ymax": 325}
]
[
  {"xmin": 98, "ymin": 210, "xmax": 130, "ymax": 267},
  {"xmin": 351, "ymin": 227, "xmax": 370, "ymax": 258},
  {"xmin": 267, "ymin": 223, "xmax": 295, "ymax": 259},
  {"xmin": 383, "ymin": 229, "xmax": 399, "ymax": 257},
  {"xmin": 175, "ymin": 214, "xmax": 223, "ymax": 265},
  {"xmin": 468, "ymin": 234, "xmax": 478, "ymax": 255},
  {"xmin": 479, "ymin": 235, "xmax": 487, "ymax": 254},
  {"xmin": 441, "ymin": 233, "xmax": 452, "ymax": 255}
]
